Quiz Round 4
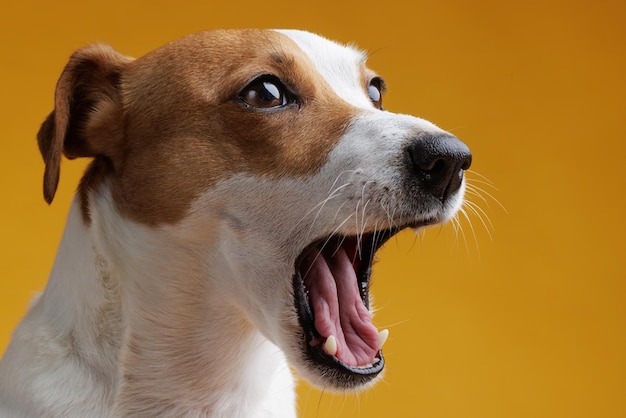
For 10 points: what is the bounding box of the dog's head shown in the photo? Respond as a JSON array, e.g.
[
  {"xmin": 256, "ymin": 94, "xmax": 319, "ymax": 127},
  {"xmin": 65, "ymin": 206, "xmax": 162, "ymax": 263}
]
[{"xmin": 37, "ymin": 29, "xmax": 471, "ymax": 390}]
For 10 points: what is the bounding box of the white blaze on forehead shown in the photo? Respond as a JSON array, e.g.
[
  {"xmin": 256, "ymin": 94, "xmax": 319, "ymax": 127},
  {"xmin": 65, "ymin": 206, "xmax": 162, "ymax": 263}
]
[{"xmin": 275, "ymin": 29, "xmax": 374, "ymax": 109}]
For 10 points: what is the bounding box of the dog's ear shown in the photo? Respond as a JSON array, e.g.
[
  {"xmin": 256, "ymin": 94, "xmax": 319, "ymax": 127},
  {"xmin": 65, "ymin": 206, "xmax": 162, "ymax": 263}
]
[{"xmin": 38, "ymin": 44, "xmax": 133, "ymax": 204}]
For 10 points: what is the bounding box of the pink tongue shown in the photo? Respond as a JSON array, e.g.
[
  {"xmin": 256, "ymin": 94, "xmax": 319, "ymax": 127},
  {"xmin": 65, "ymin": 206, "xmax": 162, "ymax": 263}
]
[{"xmin": 302, "ymin": 246, "xmax": 380, "ymax": 367}]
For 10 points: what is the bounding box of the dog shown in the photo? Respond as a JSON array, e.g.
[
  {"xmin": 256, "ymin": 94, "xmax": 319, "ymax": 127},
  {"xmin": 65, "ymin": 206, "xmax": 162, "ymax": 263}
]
[{"xmin": 0, "ymin": 29, "xmax": 471, "ymax": 417}]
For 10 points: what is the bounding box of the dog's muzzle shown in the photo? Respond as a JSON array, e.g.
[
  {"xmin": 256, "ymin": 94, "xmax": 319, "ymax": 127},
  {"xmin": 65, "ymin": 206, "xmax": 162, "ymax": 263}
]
[{"xmin": 292, "ymin": 132, "xmax": 471, "ymax": 389}]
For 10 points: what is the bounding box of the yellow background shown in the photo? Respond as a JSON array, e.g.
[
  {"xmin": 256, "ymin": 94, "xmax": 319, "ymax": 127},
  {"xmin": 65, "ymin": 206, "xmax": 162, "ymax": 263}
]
[{"xmin": 1, "ymin": 1, "xmax": 625, "ymax": 417}]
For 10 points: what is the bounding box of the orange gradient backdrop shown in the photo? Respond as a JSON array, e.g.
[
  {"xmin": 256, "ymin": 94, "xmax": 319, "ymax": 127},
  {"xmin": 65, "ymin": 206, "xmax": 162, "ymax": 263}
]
[{"xmin": 1, "ymin": 1, "xmax": 625, "ymax": 417}]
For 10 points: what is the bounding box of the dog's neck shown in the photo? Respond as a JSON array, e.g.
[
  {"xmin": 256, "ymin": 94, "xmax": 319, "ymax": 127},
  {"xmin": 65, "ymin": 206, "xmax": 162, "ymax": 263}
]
[{"xmin": 21, "ymin": 190, "xmax": 295, "ymax": 417}]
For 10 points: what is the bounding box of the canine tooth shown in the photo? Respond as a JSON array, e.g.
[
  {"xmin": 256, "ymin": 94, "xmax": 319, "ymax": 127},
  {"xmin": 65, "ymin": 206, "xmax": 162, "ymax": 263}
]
[
  {"xmin": 324, "ymin": 335, "xmax": 337, "ymax": 356},
  {"xmin": 378, "ymin": 329, "xmax": 389, "ymax": 349}
]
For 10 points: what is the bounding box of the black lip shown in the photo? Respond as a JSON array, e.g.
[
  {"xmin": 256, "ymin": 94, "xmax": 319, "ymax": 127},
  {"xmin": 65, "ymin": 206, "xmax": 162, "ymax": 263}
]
[{"xmin": 292, "ymin": 227, "xmax": 403, "ymax": 386}]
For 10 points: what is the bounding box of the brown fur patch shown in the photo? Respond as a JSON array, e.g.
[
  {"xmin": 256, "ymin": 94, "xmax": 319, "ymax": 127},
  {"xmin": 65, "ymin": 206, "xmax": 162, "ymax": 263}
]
[{"xmin": 41, "ymin": 30, "xmax": 367, "ymax": 225}]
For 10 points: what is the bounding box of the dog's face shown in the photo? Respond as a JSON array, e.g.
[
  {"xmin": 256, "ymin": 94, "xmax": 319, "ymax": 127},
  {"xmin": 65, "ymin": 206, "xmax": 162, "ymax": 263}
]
[{"xmin": 38, "ymin": 29, "xmax": 470, "ymax": 390}]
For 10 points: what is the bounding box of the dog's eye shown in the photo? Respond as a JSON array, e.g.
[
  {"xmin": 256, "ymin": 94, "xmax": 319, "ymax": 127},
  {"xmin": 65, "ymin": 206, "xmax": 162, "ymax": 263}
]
[
  {"xmin": 239, "ymin": 77, "xmax": 289, "ymax": 109},
  {"xmin": 368, "ymin": 77, "xmax": 385, "ymax": 110}
]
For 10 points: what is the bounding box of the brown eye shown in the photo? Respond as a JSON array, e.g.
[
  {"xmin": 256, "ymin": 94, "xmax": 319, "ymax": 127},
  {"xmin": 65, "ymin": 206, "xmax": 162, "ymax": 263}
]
[
  {"xmin": 368, "ymin": 77, "xmax": 385, "ymax": 110},
  {"xmin": 239, "ymin": 77, "xmax": 289, "ymax": 109}
]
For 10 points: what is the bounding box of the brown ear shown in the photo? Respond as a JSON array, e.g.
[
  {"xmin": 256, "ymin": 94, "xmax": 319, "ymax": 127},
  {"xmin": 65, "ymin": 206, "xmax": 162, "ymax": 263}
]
[{"xmin": 37, "ymin": 44, "xmax": 133, "ymax": 204}]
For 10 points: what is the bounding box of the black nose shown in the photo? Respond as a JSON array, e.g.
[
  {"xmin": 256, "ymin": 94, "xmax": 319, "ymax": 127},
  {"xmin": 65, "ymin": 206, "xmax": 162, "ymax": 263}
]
[{"xmin": 406, "ymin": 133, "xmax": 472, "ymax": 201}]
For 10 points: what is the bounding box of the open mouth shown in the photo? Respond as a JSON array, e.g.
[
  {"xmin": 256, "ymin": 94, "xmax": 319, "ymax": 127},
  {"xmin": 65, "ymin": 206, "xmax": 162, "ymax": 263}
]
[{"xmin": 293, "ymin": 227, "xmax": 403, "ymax": 386}]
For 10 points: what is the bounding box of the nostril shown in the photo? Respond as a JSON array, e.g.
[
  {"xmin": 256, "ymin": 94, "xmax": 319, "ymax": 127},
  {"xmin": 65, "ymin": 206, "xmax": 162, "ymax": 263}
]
[
  {"xmin": 417, "ymin": 156, "xmax": 446, "ymax": 173},
  {"xmin": 406, "ymin": 144, "xmax": 446, "ymax": 174}
]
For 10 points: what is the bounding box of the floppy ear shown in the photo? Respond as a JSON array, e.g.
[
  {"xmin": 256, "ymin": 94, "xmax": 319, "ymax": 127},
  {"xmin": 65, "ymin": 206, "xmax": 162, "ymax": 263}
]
[{"xmin": 37, "ymin": 44, "xmax": 133, "ymax": 204}]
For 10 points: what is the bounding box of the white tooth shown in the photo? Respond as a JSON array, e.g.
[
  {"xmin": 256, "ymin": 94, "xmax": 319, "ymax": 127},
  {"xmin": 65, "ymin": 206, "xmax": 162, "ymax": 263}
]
[
  {"xmin": 378, "ymin": 329, "xmax": 389, "ymax": 349},
  {"xmin": 324, "ymin": 335, "xmax": 337, "ymax": 356}
]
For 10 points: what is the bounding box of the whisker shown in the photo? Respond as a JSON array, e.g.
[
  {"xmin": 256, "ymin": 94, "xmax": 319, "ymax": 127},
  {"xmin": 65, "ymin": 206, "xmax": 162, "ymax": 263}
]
[
  {"xmin": 319, "ymin": 213, "xmax": 355, "ymax": 253},
  {"xmin": 302, "ymin": 199, "xmax": 350, "ymax": 256},
  {"xmin": 296, "ymin": 182, "xmax": 350, "ymax": 227},
  {"xmin": 466, "ymin": 169, "xmax": 495, "ymax": 186},
  {"xmin": 465, "ymin": 183, "xmax": 507, "ymax": 214},
  {"xmin": 465, "ymin": 170, "xmax": 507, "ymax": 214},
  {"xmin": 379, "ymin": 200, "xmax": 399, "ymax": 232},
  {"xmin": 327, "ymin": 169, "xmax": 358, "ymax": 194},
  {"xmin": 406, "ymin": 227, "xmax": 421, "ymax": 253},
  {"xmin": 467, "ymin": 178, "xmax": 499, "ymax": 189},
  {"xmin": 302, "ymin": 183, "xmax": 351, "ymax": 237},
  {"xmin": 448, "ymin": 215, "xmax": 461, "ymax": 254},
  {"xmin": 296, "ymin": 170, "xmax": 361, "ymax": 246},
  {"xmin": 464, "ymin": 186, "xmax": 491, "ymax": 206},
  {"xmin": 464, "ymin": 199, "xmax": 494, "ymax": 240},
  {"xmin": 368, "ymin": 220, "xmax": 380, "ymax": 267},
  {"xmin": 354, "ymin": 179, "xmax": 377, "ymax": 259},
  {"xmin": 408, "ymin": 222, "xmax": 430, "ymax": 253},
  {"xmin": 333, "ymin": 234, "xmax": 349, "ymax": 258},
  {"xmin": 352, "ymin": 198, "xmax": 363, "ymax": 258},
  {"xmin": 452, "ymin": 213, "xmax": 470, "ymax": 257},
  {"xmin": 373, "ymin": 317, "xmax": 411, "ymax": 329},
  {"xmin": 356, "ymin": 198, "xmax": 372, "ymax": 260},
  {"xmin": 301, "ymin": 212, "xmax": 355, "ymax": 279},
  {"xmin": 459, "ymin": 207, "xmax": 481, "ymax": 259}
]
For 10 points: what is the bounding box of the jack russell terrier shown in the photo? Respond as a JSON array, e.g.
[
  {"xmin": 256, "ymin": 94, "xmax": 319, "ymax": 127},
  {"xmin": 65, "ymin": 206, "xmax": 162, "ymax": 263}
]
[{"xmin": 0, "ymin": 29, "xmax": 471, "ymax": 417}]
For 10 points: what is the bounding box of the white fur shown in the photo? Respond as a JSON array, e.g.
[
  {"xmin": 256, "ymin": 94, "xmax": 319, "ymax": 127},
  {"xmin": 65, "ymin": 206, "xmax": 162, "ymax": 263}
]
[
  {"xmin": 276, "ymin": 30, "xmax": 373, "ymax": 109},
  {"xmin": 0, "ymin": 30, "xmax": 467, "ymax": 417}
]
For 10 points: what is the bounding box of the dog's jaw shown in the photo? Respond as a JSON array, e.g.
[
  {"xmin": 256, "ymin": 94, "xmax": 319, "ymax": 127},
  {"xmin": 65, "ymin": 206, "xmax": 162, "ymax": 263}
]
[{"xmin": 185, "ymin": 109, "xmax": 468, "ymax": 391}]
